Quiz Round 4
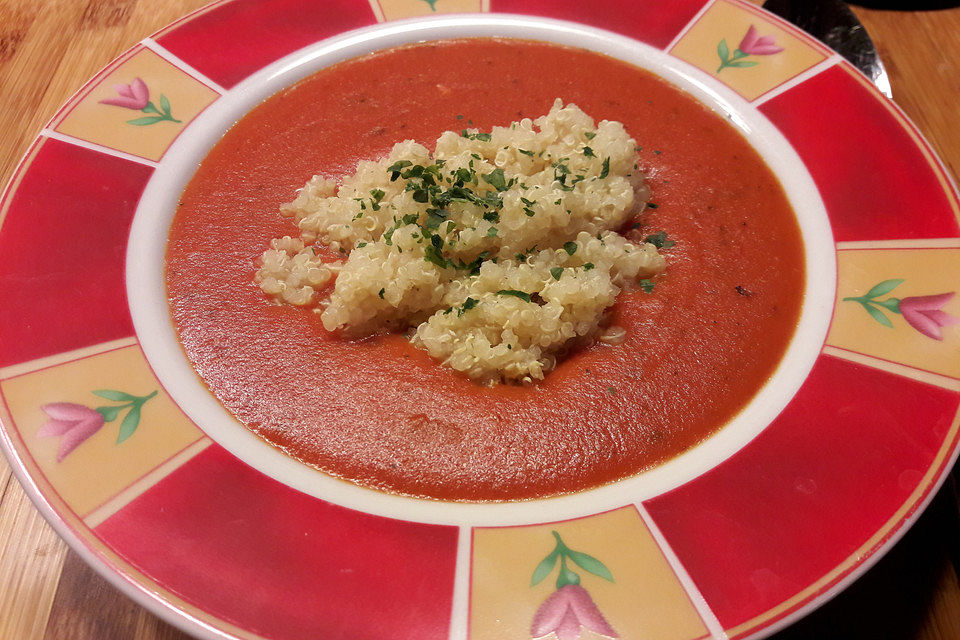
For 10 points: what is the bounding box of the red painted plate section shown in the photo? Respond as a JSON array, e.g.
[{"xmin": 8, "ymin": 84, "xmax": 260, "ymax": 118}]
[
  {"xmin": 643, "ymin": 353, "xmax": 960, "ymax": 630},
  {"xmin": 95, "ymin": 445, "xmax": 459, "ymax": 640},
  {"xmin": 491, "ymin": 0, "xmax": 708, "ymax": 50},
  {"xmin": 155, "ymin": 0, "xmax": 378, "ymax": 89},
  {"xmin": 0, "ymin": 139, "xmax": 150, "ymax": 368},
  {"xmin": 759, "ymin": 65, "xmax": 960, "ymax": 242}
]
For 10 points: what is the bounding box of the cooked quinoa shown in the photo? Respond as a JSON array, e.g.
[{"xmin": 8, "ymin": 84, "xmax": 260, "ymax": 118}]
[{"xmin": 255, "ymin": 100, "xmax": 666, "ymax": 383}]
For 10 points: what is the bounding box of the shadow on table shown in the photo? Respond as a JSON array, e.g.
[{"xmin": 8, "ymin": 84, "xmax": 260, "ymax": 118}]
[{"xmin": 771, "ymin": 475, "xmax": 960, "ymax": 639}]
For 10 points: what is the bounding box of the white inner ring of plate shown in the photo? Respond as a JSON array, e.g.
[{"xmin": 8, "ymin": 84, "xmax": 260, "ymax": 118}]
[{"xmin": 128, "ymin": 15, "xmax": 836, "ymax": 527}]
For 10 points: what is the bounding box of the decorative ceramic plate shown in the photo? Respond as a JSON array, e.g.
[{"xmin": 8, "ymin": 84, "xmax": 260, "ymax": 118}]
[{"xmin": 1, "ymin": 1, "xmax": 959, "ymax": 639}]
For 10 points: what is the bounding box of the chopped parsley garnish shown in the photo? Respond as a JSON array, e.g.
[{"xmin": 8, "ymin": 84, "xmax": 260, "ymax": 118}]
[
  {"xmin": 387, "ymin": 160, "xmax": 412, "ymax": 180},
  {"xmin": 599, "ymin": 157, "xmax": 610, "ymax": 179},
  {"xmin": 582, "ymin": 146, "xmax": 595, "ymax": 158},
  {"xmin": 369, "ymin": 189, "xmax": 385, "ymax": 210},
  {"xmin": 378, "ymin": 287, "xmax": 385, "ymax": 299},
  {"xmin": 646, "ymin": 202, "xmax": 659, "ymax": 209},
  {"xmin": 424, "ymin": 243, "xmax": 449, "ymax": 269},
  {"xmin": 482, "ymin": 168, "xmax": 509, "ymax": 192},
  {"xmin": 461, "ymin": 130, "xmax": 492, "ymax": 142},
  {"xmin": 497, "ymin": 289, "xmax": 532, "ymax": 302},
  {"xmin": 550, "ymin": 267, "xmax": 564, "ymax": 281},
  {"xmin": 357, "ymin": 242, "xmax": 367, "ymax": 248},
  {"xmin": 486, "ymin": 226, "xmax": 499, "ymax": 237},
  {"xmin": 639, "ymin": 279, "xmax": 655, "ymax": 293},
  {"xmin": 518, "ymin": 148, "xmax": 534, "ymax": 156},
  {"xmin": 583, "ymin": 262, "xmax": 595, "ymax": 271},
  {"xmin": 563, "ymin": 241, "xmax": 578, "ymax": 256},
  {"xmin": 584, "ymin": 131, "xmax": 597, "ymax": 140},
  {"xmin": 644, "ymin": 231, "xmax": 676, "ymax": 249},
  {"xmin": 424, "ymin": 210, "xmax": 448, "ymax": 229},
  {"xmin": 483, "ymin": 211, "xmax": 500, "ymax": 223},
  {"xmin": 523, "ymin": 207, "xmax": 535, "ymax": 217},
  {"xmin": 456, "ymin": 114, "xmax": 464, "ymax": 120},
  {"xmin": 456, "ymin": 297, "xmax": 479, "ymax": 317}
]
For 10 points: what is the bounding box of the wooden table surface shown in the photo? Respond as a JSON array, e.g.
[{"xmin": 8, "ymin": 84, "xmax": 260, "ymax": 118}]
[{"xmin": 1, "ymin": 1, "xmax": 959, "ymax": 638}]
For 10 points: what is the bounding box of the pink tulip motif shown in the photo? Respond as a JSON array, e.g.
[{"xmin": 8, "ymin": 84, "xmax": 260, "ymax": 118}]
[
  {"xmin": 99, "ymin": 78, "xmax": 181, "ymax": 126},
  {"xmin": 716, "ymin": 24, "xmax": 784, "ymax": 74},
  {"xmin": 530, "ymin": 531, "xmax": 617, "ymax": 640},
  {"xmin": 843, "ymin": 279, "xmax": 960, "ymax": 340},
  {"xmin": 37, "ymin": 389, "xmax": 158, "ymax": 462}
]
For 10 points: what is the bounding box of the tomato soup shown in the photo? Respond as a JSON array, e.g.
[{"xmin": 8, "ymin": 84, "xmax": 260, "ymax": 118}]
[{"xmin": 165, "ymin": 39, "xmax": 805, "ymax": 500}]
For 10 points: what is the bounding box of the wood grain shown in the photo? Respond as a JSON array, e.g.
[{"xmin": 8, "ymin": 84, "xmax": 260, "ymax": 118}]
[{"xmin": 0, "ymin": 1, "xmax": 958, "ymax": 639}]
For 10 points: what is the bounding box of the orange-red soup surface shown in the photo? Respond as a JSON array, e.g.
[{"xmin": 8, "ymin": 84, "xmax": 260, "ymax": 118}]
[{"xmin": 166, "ymin": 39, "xmax": 805, "ymax": 501}]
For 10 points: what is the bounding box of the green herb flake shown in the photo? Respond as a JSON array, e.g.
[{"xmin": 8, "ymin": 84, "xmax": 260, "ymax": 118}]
[
  {"xmin": 424, "ymin": 244, "xmax": 449, "ymax": 269},
  {"xmin": 456, "ymin": 114, "xmax": 464, "ymax": 120},
  {"xmin": 482, "ymin": 168, "xmax": 509, "ymax": 192},
  {"xmin": 653, "ymin": 149, "xmax": 661, "ymax": 155},
  {"xmin": 497, "ymin": 289, "xmax": 532, "ymax": 302},
  {"xmin": 518, "ymin": 148, "xmax": 534, "ymax": 156},
  {"xmin": 607, "ymin": 386, "xmax": 617, "ymax": 395},
  {"xmin": 357, "ymin": 242, "xmax": 367, "ymax": 248},
  {"xmin": 563, "ymin": 241, "xmax": 578, "ymax": 256},
  {"xmin": 599, "ymin": 157, "xmax": 610, "ymax": 179},
  {"xmin": 550, "ymin": 267, "xmax": 564, "ymax": 281},
  {"xmin": 523, "ymin": 207, "xmax": 536, "ymax": 217},
  {"xmin": 584, "ymin": 131, "xmax": 597, "ymax": 140},
  {"xmin": 378, "ymin": 288, "xmax": 385, "ymax": 299},
  {"xmin": 486, "ymin": 226, "xmax": 498, "ymax": 237},
  {"xmin": 646, "ymin": 202, "xmax": 659, "ymax": 209},
  {"xmin": 639, "ymin": 279, "xmax": 655, "ymax": 294},
  {"xmin": 482, "ymin": 211, "xmax": 500, "ymax": 223},
  {"xmin": 457, "ymin": 297, "xmax": 479, "ymax": 317},
  {"xmin": 582, "ymin": 146, "xmax": 595, "ymax": 158},
  {"xmin": 644, "ymin": 231, "xmax": 676, "ymax": 249},
  {"xmin": 583, "ymin": 262, "xmax": 595, "ymax": 271}
]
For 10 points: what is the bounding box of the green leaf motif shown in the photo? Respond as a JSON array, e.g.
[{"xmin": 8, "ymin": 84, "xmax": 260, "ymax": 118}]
[
  {"xmin": 141, "ymin": 101, "xmax": 160, "ymax": 115},
  {"xmin": 873, "ymin": 297, "xmax": 902, "ymax": 313},
  {"xmin": 864, "ymin": 303, "xmax": 894, "ymax": 328},
  {"xmin": 556, "ymin": 565, "xmax": 581, "ymax": 589},
  {"xmin": 116, "ymin": 405, "xmax": 142, "ymax": 444},
  {"xmin": 126, "ymin": 116, "xmax": 165, "ymax": 126},
  {"xmin": 566, "ymin": 549, "xmax": 614, "ymax": 582},
  {"xmin": 717, "ymin": 38, "xmax": 730, "ymax": 62},
  {"xmin": 159, "ymin": 94, "xmax": 171, "ymax": 114},
  {"xmin": 531, "ymin": 549, "xmax": 559, "ymax": 586},
  {"xmin": 864, "ymin": 278, "xmax": 904, "ymax": 299},
  {"xmin": 95, "ymin": 405, "xmax": 122, "ymax": 422},
  {"xmin": 92, "ymin": 389, "xmax": 138, "ymax": 401},
  {"xmin": 726, "ymin": 60, "xmax": 759, "ymax": 68}
]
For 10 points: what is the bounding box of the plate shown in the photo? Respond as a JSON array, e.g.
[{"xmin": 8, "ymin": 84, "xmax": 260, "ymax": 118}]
[{"xmin": 1, "ymin": 1, "xmax": 958, "ymax": 639}]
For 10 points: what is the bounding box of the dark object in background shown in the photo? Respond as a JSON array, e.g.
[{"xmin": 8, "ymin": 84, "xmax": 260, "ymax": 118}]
[
  {"xmin": 763, "ymin": 0, "xmax": 891, "ymax": 97},
  {"xmin": 850, "ymin": 0, "xmax": 960, "ymax": 9}
]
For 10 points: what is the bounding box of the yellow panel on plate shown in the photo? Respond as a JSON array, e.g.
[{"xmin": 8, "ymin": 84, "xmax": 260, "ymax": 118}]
[
  {"xmin": 670, "ymin": 0, "xmax": 826, "ymax": 101},
  {"xmin": 471, "ymin": 506, "xmax": 708, "ymax": 640},
  {"xmin": 54, "ymin": 47, "xmax": 219, "ymax": 162},
  {"xmin": 829, "ymin": 248, "xmax": 960, "ymax": 379},
  {"xmin": 1, "ymin": 345, "xmax": 204, "ymax": 517},
  {"xmin": 375, "ymin": 0, "xmax": 482, "ymax": 21}
]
